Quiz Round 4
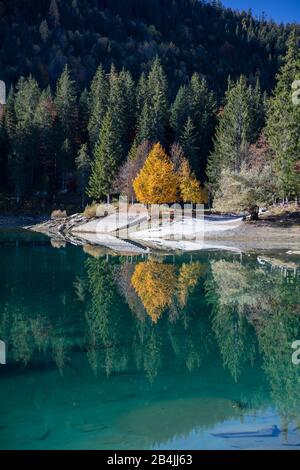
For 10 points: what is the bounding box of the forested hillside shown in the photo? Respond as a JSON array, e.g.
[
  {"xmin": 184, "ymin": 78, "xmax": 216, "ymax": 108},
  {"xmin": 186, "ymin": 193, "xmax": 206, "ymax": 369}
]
[
  {"xmin": 0, "ymin": 0, "xmax": 299, "ymax": 214},
  {"xmin": 0, "ymin": 0, "xmax": 296, "ymax": 95}
]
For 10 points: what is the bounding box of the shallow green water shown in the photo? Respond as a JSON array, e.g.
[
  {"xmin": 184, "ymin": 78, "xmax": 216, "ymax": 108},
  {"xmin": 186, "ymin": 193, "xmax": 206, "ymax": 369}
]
[{"xmin": 1, "ymin": 229, "xmax": 300, "ymax": 450}]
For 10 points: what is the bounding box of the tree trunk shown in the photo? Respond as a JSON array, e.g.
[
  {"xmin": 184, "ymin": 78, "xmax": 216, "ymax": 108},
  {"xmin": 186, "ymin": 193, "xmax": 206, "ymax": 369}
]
[{"xmin": 249, "ymin": 207, "xmax": 259, "ymax": 220}]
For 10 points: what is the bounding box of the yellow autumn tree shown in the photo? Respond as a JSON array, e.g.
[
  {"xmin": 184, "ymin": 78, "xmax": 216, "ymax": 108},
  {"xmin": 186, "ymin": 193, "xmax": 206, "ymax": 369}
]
[
  {"xmin": 178, "ymin": 159, "xmax": 207, "ymax": 204},
  {"xmin": 176, "ymin": 262, "xmax": 206, "ymax": 307},
  {"xmin": 133, "ymin": 143, "xmax": 178, "ymax": 204},
  {"xmin": 131, "ymin": 261, "xmax": 177, "ymax": 323}
]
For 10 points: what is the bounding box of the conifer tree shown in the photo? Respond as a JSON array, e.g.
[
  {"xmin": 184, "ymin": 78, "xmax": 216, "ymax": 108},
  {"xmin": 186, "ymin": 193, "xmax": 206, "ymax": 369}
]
[
  {"xmin": 34, "ymin": 87, "xmax": 56, "ymax": 192},
  {"xmin": 49, "ymin": 0, "xmax": 60, "ymax": 28},
  {"xmin": 11, "ymin": 76, "xmax": 40, "ymax": 200},
  {"xmin": 54, "ymin": 65, "xmax": 78, "ymax": 189},
  {"xmin": 133, "ymin": 143, "xmax": 178, "ymax": 204},
  {"xmin": 76, "ymin": 143, "xmax": 90, "ymax": 207},
  {"xmin": 170, "ymin": 74, "xmax": 216, "ymax": 174},
  {"xmin": 108, "ymin": 66, "xmax": 135, "ymax": 158},
  {"xmin": 87, "ymin": 110, "xmax": 122, "ymax": 201},
  {"xmin": 3, "ymin": 86, "xmax": 16, "ymax": 140},
  {"xmin": 79, "ymin": 88, "xmax": 89, "ymax": 143},
  {"xmin": 189, "ymin": 73, "xmax": 216, "ymax": 169},
  {"xmin": 207, "ymin": 76, "xmax": 253, "ymax": 193},
  {"xmin": 136, "ymin": 57, "xmax": 168, "ymax": 144},
  {"xmin": 180, "ymin": 117, "xmax": 199, "ymax": 169},
  {"xmin": 88, "ymin": 65, "xmax": 108, "ymax": 150},
  {"xmin": 170, "ymin": 86, "xmax": 189, "ymax": 140},
  {"xmin": 265, "ymin": 30, "xmax": 300, "ymax": 200}
]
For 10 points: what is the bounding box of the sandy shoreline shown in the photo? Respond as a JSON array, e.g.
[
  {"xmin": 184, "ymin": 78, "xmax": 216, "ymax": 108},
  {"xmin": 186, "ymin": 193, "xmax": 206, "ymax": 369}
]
[{"xmin": 16, "ymin": 210, "xmax": 300, "ymax": 254}]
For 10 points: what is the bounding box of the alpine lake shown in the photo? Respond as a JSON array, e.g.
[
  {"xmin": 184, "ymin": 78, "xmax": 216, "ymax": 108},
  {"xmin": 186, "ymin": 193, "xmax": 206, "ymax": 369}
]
[{"xmin": 1, "ymin": 227, "xmax": 300, "ymax": 450}]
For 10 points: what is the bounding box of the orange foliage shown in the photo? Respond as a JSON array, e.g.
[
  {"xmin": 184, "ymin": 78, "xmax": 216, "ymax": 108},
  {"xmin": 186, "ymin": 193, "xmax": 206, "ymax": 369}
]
[
  {"xmin": 133, "ymin": 143, "xmax": 178, "ymax": 204},
  {"xmin": 131, "ymin": 261, "xmax": 177, "ymax": 323}
]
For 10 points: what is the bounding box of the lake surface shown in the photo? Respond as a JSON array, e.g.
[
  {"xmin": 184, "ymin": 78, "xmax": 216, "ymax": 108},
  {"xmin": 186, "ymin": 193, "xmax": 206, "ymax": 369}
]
[{"xmin": 0, "ymin": 229, "xmax": 300, "ymax": 450}]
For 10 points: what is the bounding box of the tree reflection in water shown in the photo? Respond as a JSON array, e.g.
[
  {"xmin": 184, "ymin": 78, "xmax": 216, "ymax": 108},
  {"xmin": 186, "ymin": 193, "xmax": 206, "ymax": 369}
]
[{"xmin": 1, "ymin": 243, "xmax": 300, "ymax": 422}]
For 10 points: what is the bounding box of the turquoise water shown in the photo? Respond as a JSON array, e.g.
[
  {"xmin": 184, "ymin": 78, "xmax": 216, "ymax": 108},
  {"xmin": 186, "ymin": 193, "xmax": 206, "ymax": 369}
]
[{"xmin": 1, "ymin": 229, "xmax": 300, "ymax": 450}]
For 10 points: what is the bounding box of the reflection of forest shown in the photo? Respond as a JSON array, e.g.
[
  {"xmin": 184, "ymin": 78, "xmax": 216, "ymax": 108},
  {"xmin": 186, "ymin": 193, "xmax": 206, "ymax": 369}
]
[
  {"xmin": 206, "ymin": 258, "xmax": 300, "ymax": 419},
  {"xmin": 1, "ymin": 244, "xmax": 300, "ymax": 421}
]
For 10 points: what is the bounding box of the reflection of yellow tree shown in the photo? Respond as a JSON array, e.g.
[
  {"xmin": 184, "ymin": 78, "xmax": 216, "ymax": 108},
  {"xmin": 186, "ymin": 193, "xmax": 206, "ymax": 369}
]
[
  {"xmin": 131, "ymin": 261, "xmax": 177, "ymax": 323},
  {"xmin": 177, "ymin": 262, "xmax": 206, "ymax": 307}
]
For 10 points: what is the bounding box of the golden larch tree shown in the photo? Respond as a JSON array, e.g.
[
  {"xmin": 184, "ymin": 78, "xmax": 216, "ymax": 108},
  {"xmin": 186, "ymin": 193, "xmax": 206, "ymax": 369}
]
[
  {"xmin": 178, "ymin": 159, "xmax": 207, "ymax": 204},
  {"xmin": 176, "ymin": 262, "xmax": 206, "ymax": 307},
  {"xmin": 133, "ymin": 143, "xmax": 178, "ymax": 204},
  {"xmin": 131, "ymin": 261, "xmax": 177, "ymax": 323}
]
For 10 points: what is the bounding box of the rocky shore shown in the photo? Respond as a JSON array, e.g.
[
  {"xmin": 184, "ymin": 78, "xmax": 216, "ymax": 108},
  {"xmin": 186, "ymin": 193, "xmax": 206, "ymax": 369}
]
[{"xmin": 22, "ymin": 210, "xmax": 300, "ymax": 254}]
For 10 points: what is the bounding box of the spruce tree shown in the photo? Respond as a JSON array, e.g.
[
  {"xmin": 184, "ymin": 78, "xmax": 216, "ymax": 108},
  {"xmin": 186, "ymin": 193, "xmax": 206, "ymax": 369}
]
[
  {"xmin": 136, "ymin": 57, "xmax": 168, "ymax": 144},
  {"xmin": 189, "ymin": 74, "xmax": 216, "ymax": 174},
  {"xmin": 87, "ymin": 110, "xmax": 122, "ymax": 201},
  {"xmin": 76, "ymin": 143, "xmax": 90, "ymax": 207},
  {"xmin": 265, "ymin": 30, "xmax": 300, "ymax": 200},
  {"xmin": 207, "ymin": 76, "xmax": 252, "ymax": 193},
  {"xmin": 79, "ymin": 88, "xmax": 89, "ymax": 144},
  {"xmin": 88, "ymin": 65, "xmax": 108, "ymax": 150},
  {"xmin": 34, "ymin": 87, "xmax": 56, "ymax": 192},
  {"xmin": 54, "ymin": 65, "xmax": 78, "ymax": 189},
  {"xmin": 170, "ymin": 85, "xmax": 189, "ymax": 140},
  {"xmin": 180, "ymin": 117, "xmax": 199, "ymax": 170},
  {"xmin": 12, "ymin": 76, "xmax": 40, "ymax": 199}
]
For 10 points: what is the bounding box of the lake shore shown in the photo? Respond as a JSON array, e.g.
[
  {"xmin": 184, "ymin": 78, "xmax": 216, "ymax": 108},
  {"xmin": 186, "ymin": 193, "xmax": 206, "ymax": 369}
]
[{"xmin": 21, "ymin": 209, "xmax": 300, "ymax": 253}]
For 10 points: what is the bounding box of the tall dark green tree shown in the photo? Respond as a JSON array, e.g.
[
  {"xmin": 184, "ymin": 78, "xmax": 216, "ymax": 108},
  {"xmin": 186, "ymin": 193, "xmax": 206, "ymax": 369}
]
[
  {"xmin": 10, "ymin": 76, "xmax": 40, "ymax": 202},
  {"xmin": 265, "ymin": 30, "xmax": 300, "ymax": 200},
  {"xmin": 54, "ymin": 65, "xmax": 78, "ymax": 190},
  {"xmin": 180, "ymin": 117, "xmax": 199, "ymax": 172},
  {"xmin": 189, "ymin": 74, "xmax": 217, "ymax": 173},
  {"xmin": 207, "ymin": 76, "xmax": 257, "ymax": 192},
  {"xmin": 87, "ymin": 110, "xmax": 123, "ymax": 201},
  {"xmin": 170, "ymin": 85, "xmax": 190, "ymax": 140},
  {"xmin": 136, "ymin": 57, "xmax": 168, "ymax": 144},
  {"xmin": 34, "ymin": 87, "xmax": 56, "ymax": 193},
  {"xmin": 88, "ymin": 65, "xmax": 109, "ymax": 150},
  {"xmin": 170, "ymin": 74, "xmax": 216, "ymax": 175},
  {"xmin": 76, "ymin": 143, "xmax": 90, "ymax": 207}
]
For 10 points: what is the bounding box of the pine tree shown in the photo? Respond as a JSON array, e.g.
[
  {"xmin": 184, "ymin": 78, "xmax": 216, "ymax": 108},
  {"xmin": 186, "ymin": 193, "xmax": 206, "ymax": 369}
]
[
  {"xmin": 87, "ymin": 110, "xmax": 122, "ymax": 201},
  {"xmin": 49, "ymin": 0, "xmax": 60, "ymax": 28},
  {"xmin": 34, "ymin": 87, "xmax": 56, "ymax": 192},
  {"xmin": 3, "ymin": 86, "xmax": 16, "ymax": 140},
  {"xmin": 170, "ymin": 74, "xmax": 216, "ymax": 175},
  {"xmin": 180, "ymin": 117, "xmax": 199, "ymax": 169},
  {"xmin": 207, "ymin": 76, "xmax": 253, "ymax": 193},
  {"xmin": 249, "ymin": 78, "xmax": 265, "ymax": 143},
  {"xmin": 170, "ymin": 85, "xmax": 189, "ymax": 140},
  {"xmin": 76, "ymin": 143, "xmax": 90, "ymax": 207},
  {"xmin": 135, "ymin": 57, "xmax": 168, "ymax": 144},
  {"xmin": 88, "ymin": 65, "xmax": 108, "ymax": 150},
  {"xmin": 265, "ymin": 30, "xmax": 300, "ymax": 200},
  {"xmin": 11, "ymin": 76, "xmax": 40, "ymax": 200},
  {"xmin": 79, "ymin": 88, "xmax": 89, "ymax": 143},
  {"xmin": 108, "ymin": 66, "xmax": 135, "ymax": 158},
  {"xmin": 189, "ymin": 74, "xmax": 216, "ymax": 168},
  {"xmin": 136, "ymin": 72, "xmax": 148, "ymax": 118},
  {"xmin": 119, "ymin": 69, "xmax": 136, "ymax": 148},
  {"xmin": 133, "ymin": 143, "xmax": 178, "ymax": 204},
  {"xmin": 54, "ymin": 65, "xmax": 78, "ymax": 189},
  {"xmin": 39, "ymin": 20, "xmax": 50, "ymax": 42}
]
